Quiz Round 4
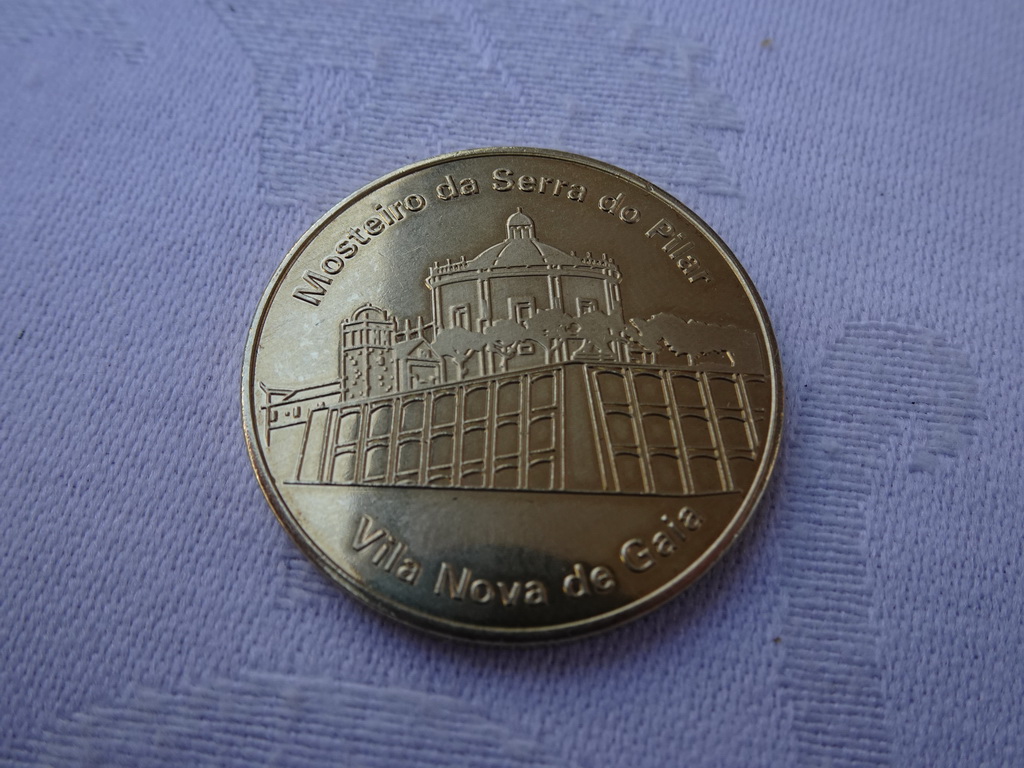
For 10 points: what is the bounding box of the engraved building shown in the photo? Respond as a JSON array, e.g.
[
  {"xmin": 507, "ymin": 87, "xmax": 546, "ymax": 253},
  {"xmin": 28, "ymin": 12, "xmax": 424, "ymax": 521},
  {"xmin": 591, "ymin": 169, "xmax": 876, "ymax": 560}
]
[{"xmin": 262, "ymin": 211, "xmax": 768, "ymax": 496}]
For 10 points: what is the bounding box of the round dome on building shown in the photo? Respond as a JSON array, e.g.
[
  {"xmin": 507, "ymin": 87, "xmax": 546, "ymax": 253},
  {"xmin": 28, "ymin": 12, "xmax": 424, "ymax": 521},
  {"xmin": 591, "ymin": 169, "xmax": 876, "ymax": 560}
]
[{"xmin": 468, "ymin": 209, "xmax": 580, "ymax": 269}]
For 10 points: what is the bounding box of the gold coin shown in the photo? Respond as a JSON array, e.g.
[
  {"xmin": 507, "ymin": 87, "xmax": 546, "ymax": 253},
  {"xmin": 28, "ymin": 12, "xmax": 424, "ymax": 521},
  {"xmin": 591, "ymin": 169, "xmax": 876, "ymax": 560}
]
[{"xmin": 241, "ymin": 148, "xmax": 783, "ymax": 642}]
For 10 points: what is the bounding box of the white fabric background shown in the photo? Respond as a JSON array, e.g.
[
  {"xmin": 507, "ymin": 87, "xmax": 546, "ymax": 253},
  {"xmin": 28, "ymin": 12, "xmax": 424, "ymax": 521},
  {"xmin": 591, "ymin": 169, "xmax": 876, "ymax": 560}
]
[{"xmin": 0, "ymin": 1, "xmax": 1021, "ymax": 766}]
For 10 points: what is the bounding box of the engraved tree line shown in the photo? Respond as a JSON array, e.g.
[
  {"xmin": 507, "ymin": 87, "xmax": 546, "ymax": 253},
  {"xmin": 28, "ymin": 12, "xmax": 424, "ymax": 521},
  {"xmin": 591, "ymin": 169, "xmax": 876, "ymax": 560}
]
[{"xmin": 420, "ymin": 310, "xmax": 759, "ymax": 382}]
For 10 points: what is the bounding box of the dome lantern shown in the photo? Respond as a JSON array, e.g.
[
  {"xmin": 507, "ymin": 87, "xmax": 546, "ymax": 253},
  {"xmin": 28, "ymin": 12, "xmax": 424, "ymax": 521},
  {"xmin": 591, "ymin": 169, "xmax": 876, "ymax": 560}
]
[{"xmin": 506, "ymin": 208, "xmax": 535, "ymax": 240}]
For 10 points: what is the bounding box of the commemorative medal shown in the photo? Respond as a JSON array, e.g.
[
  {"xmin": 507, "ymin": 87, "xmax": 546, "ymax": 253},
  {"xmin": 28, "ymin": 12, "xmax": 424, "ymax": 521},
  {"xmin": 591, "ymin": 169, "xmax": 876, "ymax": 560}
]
[{"xmin": 242, "ymin": 148, "xmax": 783, "ymax": 641}]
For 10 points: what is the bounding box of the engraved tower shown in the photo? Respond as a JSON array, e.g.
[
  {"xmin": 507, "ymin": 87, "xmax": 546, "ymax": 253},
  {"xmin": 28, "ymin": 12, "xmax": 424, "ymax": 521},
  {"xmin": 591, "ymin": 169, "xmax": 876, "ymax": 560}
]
[{"xmin": 339, "ymin": 304, "xmax": 397, "ymax": 400}]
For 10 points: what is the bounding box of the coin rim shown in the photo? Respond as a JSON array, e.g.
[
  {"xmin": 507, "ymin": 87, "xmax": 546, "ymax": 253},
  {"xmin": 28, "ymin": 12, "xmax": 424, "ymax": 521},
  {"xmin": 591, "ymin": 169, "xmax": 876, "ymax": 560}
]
[{"xmin": 241, "ymin": 146, "xmax": 784, "ymax": 643}]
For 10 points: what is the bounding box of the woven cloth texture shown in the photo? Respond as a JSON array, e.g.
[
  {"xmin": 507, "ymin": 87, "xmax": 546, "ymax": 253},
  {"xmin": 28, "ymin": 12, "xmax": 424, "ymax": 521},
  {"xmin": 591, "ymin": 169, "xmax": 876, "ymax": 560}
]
[{"xmin": 1, "ymin": 1, "xmax": 1021, "ymax": 766}]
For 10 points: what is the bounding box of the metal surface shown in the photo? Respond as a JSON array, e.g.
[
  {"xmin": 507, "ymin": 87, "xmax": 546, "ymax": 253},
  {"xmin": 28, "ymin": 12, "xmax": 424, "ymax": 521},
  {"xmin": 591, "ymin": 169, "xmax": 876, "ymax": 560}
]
[{"xmin": 241, "ymin": 147, "xmax": 783, "ymax": 642}]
